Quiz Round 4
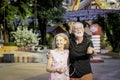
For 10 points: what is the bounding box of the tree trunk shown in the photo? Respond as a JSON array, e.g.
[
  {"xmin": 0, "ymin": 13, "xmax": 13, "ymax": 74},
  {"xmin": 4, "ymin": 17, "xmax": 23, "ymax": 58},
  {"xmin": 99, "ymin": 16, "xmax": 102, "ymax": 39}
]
[
  {"xmin": 38, "ymin": 18, "xmax": 47, "ymax": 46},
  {"xmin": 3, "ymin": 30, "xmax": 9, "ymax": 43},
  {"xmin": 3, "ymin": 21, "xmax": 9, "ymax": 43}
]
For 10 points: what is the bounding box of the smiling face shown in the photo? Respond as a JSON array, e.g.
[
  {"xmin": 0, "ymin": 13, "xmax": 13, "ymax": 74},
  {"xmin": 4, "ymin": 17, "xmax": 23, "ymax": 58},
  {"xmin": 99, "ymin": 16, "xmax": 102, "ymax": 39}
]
[
  {"xmin": 72, "ymin": 22, "xmax": 84, "ymax": 37},
  {"xmin": 52, "ymin": 33, "xmax": 69, "ymax": 49},
  {"xmin": 55, "ymin": 36, "xmax": 66, "ymax": 49}
]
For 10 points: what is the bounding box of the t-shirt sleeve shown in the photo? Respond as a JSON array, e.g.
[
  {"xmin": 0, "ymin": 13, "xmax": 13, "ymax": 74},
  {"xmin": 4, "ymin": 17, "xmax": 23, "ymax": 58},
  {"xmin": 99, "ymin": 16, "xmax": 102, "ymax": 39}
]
[{"xmin": 89, "ymin": 40, "xmax": 94, "ymax": 48}]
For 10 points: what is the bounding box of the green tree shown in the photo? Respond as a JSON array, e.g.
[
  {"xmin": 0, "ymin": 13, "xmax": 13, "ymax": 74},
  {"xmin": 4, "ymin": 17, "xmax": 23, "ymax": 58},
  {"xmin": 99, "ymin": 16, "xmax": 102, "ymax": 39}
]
[
  {"xmin": 0, "ymin": 0, "xmax": 33, "ymax": 43},
  {"xmin": 37, "ymin": 0, "xmax": 65, "ymax": 45},
  {"xmin": 93, "ymin": 13, "xmax": 120, "ymax": 52}
]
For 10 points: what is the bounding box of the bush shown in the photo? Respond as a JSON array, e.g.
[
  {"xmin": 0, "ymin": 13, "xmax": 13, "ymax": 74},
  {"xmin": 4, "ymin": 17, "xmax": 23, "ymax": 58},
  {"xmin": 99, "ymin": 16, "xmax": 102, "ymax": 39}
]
[
  {"xmin": 115, "ymin": 48, "xmax": 120, "ymax": 53},
  {"xmin": 11, "ymin": 27, "xmax": 40, "ymax": 49},
  {"xmin": 0, "ymin": 40, "xmax": 4, "ymax": 44},
  {"xmin": 4, "ymin": 42, "xmax": 16, "ymax": 46}
]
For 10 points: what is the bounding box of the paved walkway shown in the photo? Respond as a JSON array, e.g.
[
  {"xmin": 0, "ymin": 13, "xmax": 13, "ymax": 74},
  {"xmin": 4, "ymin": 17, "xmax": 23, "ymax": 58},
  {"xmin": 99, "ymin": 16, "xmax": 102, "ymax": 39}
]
[
  {"xmin": 0, "ymin": 57, "xmax": 120, "ymax": 80},
  {"xmin": 0, "ymin": 49, "xmax": 120, "ymax": 80},
  {"xmin": 92, "ymin": 58, "xmax": 120, "ymax": 80},
  {"xmin": 0, "ymin": 63, "xmax": 47, "ymax": 80},
  {"xmin": 25, "ymin": 58, "xmax": 120, "ymax": 80}
]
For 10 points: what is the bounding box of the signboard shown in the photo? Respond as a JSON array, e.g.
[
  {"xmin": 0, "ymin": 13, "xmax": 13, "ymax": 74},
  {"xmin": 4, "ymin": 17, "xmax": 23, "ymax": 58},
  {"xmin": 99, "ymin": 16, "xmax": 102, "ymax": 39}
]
[
  {"xmin": 91, "ymin": 35, "xmax": 101, "ymax": 53},
  {"xmin": 90, "ymin": 24, "xmax": 101, "ymax": 53}
]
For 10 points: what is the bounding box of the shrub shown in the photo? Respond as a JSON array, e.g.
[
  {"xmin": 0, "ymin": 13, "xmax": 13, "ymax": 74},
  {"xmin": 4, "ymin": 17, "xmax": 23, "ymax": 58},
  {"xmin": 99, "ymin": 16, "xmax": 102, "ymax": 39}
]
[
  {"xmin": 4, "ymin": 42, "xmax": 16, "ymax": 46},
  {"xmin": 11, "ymin": 27, "xmax": 40, "ymax": 49},
  {"xmin": 0, "ymin": 40, "xmax": 4, "ymax": 44}
]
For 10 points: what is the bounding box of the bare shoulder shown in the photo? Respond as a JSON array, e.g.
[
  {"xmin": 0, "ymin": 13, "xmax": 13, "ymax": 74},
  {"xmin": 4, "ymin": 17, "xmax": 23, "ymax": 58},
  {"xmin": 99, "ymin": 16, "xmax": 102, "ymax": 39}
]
[{"xmin": 46, "ymin": 49, "xmax": 54, "ymax": 59}]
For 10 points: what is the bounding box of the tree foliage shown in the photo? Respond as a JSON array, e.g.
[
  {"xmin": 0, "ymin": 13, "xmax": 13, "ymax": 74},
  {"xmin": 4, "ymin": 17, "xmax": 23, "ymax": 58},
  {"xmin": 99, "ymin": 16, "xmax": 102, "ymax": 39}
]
[
  {"xmin": 0, "ymin": 0, "xmax": 34, "ymax": 43},
  {"xmin": 37, "ymin": 0, "xmax": 65, "ymax": 45},
  {"xmin": 0, "ymin": 0, "xmax": 65, "ymax": 46},
  {"xmin": 92, "ymin": 13, "xmax": 120, "ymax": 52}
]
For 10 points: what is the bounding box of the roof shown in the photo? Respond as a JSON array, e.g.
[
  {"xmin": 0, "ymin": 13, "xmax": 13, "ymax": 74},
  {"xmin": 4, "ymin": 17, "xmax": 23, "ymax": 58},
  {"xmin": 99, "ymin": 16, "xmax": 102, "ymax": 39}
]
[
  {"xmin": 37, "ymin": 26, "xmax": 66, "ymax": 36},
  {"xmin": 46, "ymin": 26, "xmax": 57, "ymax": 33}
]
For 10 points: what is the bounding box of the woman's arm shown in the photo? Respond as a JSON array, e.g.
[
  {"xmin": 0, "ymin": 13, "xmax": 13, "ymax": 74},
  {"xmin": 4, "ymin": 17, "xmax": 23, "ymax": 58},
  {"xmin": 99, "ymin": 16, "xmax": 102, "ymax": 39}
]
[{"xmin": 46, "ymin": 52, "xmax": 56, "ymax": 73}]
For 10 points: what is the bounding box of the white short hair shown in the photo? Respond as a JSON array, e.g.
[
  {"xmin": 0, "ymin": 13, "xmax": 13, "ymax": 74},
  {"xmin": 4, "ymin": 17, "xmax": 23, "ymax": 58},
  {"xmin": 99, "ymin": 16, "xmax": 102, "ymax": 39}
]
[{"xmin": 72, "ymin": 22, "xmax": 84, "ymax": 31}]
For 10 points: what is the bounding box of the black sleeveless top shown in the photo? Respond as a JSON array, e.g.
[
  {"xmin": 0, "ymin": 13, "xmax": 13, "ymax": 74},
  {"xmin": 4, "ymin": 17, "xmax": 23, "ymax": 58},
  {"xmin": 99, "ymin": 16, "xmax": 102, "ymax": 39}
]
[{"xmin": 69, "ymin": 33, "xmax": 93, "ymax": 78}]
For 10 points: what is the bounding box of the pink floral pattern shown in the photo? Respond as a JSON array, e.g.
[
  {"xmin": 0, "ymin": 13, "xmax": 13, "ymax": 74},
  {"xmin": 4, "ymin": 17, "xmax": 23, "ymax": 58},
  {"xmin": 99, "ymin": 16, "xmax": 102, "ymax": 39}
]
[{"xmin": 48, "ymin": 49, "xmax": 69, "ymax": 80}]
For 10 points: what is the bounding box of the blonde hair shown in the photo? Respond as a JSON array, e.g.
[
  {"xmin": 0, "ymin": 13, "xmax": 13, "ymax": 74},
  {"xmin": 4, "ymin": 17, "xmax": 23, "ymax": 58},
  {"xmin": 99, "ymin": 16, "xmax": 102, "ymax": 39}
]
[{"xmin": 52, "ymin": 33, "xmax": 69, "ymax": 49}]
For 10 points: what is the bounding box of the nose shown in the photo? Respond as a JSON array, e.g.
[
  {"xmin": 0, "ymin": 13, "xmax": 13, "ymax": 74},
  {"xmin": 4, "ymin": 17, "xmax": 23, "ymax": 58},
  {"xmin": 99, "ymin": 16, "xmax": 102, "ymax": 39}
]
[
  {"xmin": 75, "ymin": 28, "xmax": 82, "ymax": 32},
  {"xmin": 56, "ymin": 40, "xmax": 61, "ymax": 44}
]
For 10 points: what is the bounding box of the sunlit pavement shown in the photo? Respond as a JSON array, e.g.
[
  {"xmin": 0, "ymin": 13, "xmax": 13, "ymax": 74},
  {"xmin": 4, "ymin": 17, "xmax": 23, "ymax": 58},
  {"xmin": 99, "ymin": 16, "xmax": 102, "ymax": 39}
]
[
  {"xmin": 0, "ymin": 49, "xmax": 120, "ymax": 80},
  {"xmin": 0, "ymin": 63, "xmax": 48, "ymax": 80},
  {"xmin": 0, "ymin": 57, "xmax": 120, "ymax": 80}
]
